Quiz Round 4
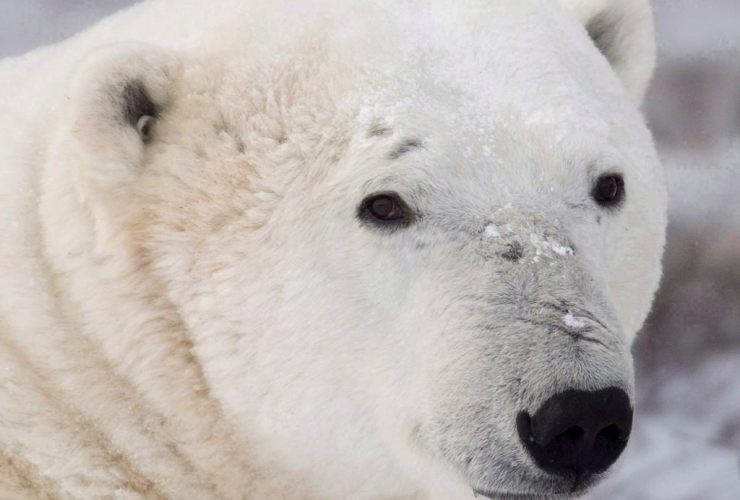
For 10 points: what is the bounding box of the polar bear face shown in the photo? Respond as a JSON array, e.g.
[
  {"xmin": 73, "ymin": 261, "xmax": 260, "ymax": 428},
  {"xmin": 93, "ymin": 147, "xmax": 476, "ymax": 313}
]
[{"xmin": 58, "ymin": 0, "xmax": 666, "ymax": 497}]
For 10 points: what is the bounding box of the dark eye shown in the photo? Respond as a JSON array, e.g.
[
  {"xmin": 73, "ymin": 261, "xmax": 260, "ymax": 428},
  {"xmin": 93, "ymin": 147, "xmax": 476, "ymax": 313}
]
[
  {"xmin": 359, "ymin": 192, "xmax": 413, "ymax": 229},
  {"xmin": 135, "ymin": 115, "xmax": 155, "ymax": 142},
  {"xmin": 592, "ymin": 173, "xmax": 625, "ymax": 207}
]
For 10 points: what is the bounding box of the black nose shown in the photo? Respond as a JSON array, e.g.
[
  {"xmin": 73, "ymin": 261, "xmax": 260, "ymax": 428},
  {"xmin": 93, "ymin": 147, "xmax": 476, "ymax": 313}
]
[{"xmin": 516, "ymin": 387, "xmax": 633, "ymax": 480}]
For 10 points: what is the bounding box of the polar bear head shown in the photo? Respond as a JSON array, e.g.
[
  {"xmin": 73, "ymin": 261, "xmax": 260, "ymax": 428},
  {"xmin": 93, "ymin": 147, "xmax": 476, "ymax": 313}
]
[{"xmin": 53, "ymin": 0, "xmax": 666, "ymax": 497}]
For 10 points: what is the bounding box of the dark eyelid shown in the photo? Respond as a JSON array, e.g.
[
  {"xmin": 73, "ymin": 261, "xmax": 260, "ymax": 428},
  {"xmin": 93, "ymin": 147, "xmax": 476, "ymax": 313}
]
[
  {"xmin": 592, "ymin": 172, "xmax": 625, "ymax": 208},
  {"xmin": 357, "ymin": 191, "xmax": 416, "ymax": 230}
]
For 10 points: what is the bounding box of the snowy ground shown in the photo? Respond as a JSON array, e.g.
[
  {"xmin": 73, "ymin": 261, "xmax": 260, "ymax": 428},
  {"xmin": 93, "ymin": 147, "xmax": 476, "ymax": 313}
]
[{"xmin": 2, "ymin": 1, "xmax": 739, "ymax": 498}]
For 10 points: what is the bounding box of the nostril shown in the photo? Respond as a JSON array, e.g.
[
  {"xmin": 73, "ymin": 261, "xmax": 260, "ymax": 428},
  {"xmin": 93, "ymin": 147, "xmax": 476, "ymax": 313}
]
[
  {"xmin": 596, "ymin": 424, "xmax": 625, "ymax": 449},
  {"xmin": 597, "ymin": 424, "xmax": 621, "ymax": 441}
]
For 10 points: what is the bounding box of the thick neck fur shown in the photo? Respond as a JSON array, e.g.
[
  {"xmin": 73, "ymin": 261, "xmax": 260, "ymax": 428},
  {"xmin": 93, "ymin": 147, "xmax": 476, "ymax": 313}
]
[{"xmin": 0, "ymin": 138, "xmax": 333, "ymax": 499}]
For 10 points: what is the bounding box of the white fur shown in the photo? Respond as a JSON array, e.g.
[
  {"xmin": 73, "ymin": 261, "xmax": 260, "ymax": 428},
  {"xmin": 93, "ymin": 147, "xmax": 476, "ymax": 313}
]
[
  {"xmin": 0, "ymin": 0, "xmax": 666, "ymax": 498},
  {"xmin": 557, "ymin": 0, "xmax": 657, "ymax": 103}
]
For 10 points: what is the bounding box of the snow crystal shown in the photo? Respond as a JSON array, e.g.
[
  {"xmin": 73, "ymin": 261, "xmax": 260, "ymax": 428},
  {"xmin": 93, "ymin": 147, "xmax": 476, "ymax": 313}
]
[
  {"xmin": 563, "ymin": 313, "xmax": 586, "ymax": 329},
  {"xmin": 551, "ymin": 242, "xmax": 574, "ymax": 256},
  {"xmin": 529, "ymin": 234, "xmax": 574, "ymax": 259},
  {"xmin": 484, "ymin": 223, "xmax": 500, "ymax": 237},
  {"xmin": 529, "ymin": 234, "xmax": 547, "ymax": 256}
]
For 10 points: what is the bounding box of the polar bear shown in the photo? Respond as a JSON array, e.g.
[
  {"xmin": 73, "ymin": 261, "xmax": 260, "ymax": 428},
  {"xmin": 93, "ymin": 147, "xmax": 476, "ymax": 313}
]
[{"xmin": 0, "ymin": 0, "xmax": 666, "ymax": 498}]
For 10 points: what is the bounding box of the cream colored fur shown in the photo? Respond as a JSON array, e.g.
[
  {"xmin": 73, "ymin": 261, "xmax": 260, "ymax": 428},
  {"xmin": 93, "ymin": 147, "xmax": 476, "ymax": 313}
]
[{"xmin": 0, "ymin": 0, "xmax": 665, "ymax": 499}]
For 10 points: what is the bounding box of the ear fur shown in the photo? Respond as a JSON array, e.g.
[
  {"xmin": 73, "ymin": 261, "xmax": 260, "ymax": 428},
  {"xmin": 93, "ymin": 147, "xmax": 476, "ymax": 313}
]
[
  {"xmin": 63, "ymin": 42, "xmax": 179, "ymax": 193},
  {"xmin": 558, "ymin": 0, "xmax": 657, "ymax": 104}
]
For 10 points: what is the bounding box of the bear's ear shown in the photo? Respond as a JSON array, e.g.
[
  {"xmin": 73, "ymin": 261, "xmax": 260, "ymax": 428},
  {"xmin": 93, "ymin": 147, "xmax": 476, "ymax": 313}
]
[
  {"xmin": 557, "ymin": 0, "xmax": 656, "ymax": 104},
  {"xmin": 63, "ymin": 42, "xmax": 179, "ymax": 193}
]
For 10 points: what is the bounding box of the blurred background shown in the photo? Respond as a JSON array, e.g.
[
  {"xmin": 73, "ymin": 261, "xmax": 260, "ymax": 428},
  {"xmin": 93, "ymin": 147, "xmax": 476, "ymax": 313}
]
[{"xmin": 1, "ymin": 0, "xmax": 739, "ymax": 498}]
